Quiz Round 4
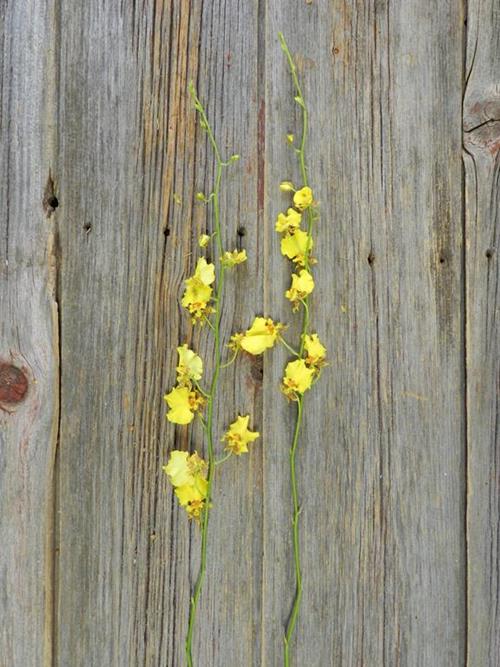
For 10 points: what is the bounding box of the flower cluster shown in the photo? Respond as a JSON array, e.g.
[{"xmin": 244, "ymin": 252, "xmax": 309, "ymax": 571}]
[
  {"xmin": 181, "ymin": 257, "xmax": 216, "ymax": 323},
  {"xmin": 277, "ymin": 32, "xmax": 328, "ymax": 665},
  {"xmin": 163, "ymin": 451, "xmax": 208, "ymax": 520},
  {"xmin": 285, "ymin": 269, "xmax": 314, "ymax": 312},
  {"xmin": 276, "ymin": 185, "xmax": 314, "ymax": 268},
  {"xmin": 163, "ymin": 84, "xmax": 273, "ymax": 539},
  {"xmin": 161, "ymin": 52, "xmax": 327, "ymax": 663},
  {"xmin": 282, "ymin": 334, "xmax": 327, "ymax": 400},
  {"xmin": 164, "ymin": 345, "xmax": 205, "ymax": 424},
  {"xmin": 275, "ymin": 182, "xmax": 327, "ymax": 399}
]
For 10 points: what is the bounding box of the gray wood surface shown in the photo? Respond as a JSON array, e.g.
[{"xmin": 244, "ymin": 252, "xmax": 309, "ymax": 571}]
[
  {"xmin": 0, "ymin": 2, "xmax": 59, "ymax": 665},
  {"xmin": 464, "ymin": 0, "xmax": 500, "ymax": 664},
  {"xmin": 263, "ymin": 3, "xmax": 465, "ymax": 665},
  {"xmin": 0, "ymin": 1, "xmax": 497, "ymax": 666}
]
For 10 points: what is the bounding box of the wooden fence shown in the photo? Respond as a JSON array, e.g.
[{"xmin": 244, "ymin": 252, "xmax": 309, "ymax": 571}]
[{"xmin": 1, "ymin": 1, "xmax": 499, "ymax": 665}]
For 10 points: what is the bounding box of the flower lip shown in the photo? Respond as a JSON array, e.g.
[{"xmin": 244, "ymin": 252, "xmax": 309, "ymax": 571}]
[{"xmin": 293, "ymin": 186, "xmax": 313, "ymax": 210}]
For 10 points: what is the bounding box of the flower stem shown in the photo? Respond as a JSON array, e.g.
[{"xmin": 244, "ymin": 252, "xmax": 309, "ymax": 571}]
[
  {"xmin": 185, "ymin": 84, "xmax": 230, "ymax": 667},
  {"xmin": 214, "ymin": 451, "xmax": 232, "ymax": 466},
  {"xmin": 279, "ymin": 33, "xmax": 314, "ymax": 665},
  {"xmin": 283, "ymin": 396, "xmax": 303, "ymax": 667},
  {"xmin": 279, "ymin": 337, "xmax": 300, "ymax": 358},
  {"xmin": 220, "ymin": 349, "xmax": 238, "ymax": 369}
]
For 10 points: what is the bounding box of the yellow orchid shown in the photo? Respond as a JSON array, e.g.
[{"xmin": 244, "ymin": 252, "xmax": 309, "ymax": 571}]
[
  {"xmin": 163, "ymin": 450, "xmax": 193, "ymax": 487},
  {"xmin": 164, "ymin": 450, "xmax": 208, "ymax": 520},
  {"xmin": 285, "ymin": 269, "xmax": 314, "ymax": 310},
  {"xmin": 239, "ymin": 316, "xmax": 285, "ymax": 355},
  {"xmin": 282, "ymin": 359, "xmax": 315, "ymax": 400},
  {"xmin": 280, "ymin": 180, "xmax": 295, "ymax": 192},
  {"xmin": 222, "ymin": 415, "xmax": 260, "ymax": 455},
  {"xmin": 181, "ymin": 277, "xmax": 212, "ymax": 311},
  {"xmin": 198, "ymin": 233, "xmax": 210, "ymax": 248},
  {"xmin": 228, "ymin": 332, "xmax": 245, "ymax": 352},
  {"xmin": 221, "ymin": 249, "xmax": 247, "ymax": 267},
  {"xmin": 176, "ymin": 344, "xmax": 203, "ymax": 384},
  {"xmin": 280, "ymin": 229, "xmax": 313, "ymax": 265},
  {"xmin": 175, "ymin": 476, "xmax": 208, "ymax": 508},
  {"xmin": 163, "ymin": 451, "xmax": 207, "ymax": 486},
  {"xmin": 303, "ymin": 333, "xmax": 327, "ymax": 368},
  {"xmin": 275, "ymin": 208, "xmax": 302, "ymax": 234},
  {"xmin": 193, "ymin": 257, "xmax": 215, "ymax": 285},
  {"xmin": 181, "ymin": 493, "xmax": 206, "ymax": 520},
  {"xmin": 164, "ymin": 385, "xmax": 204, "ymax": 424},
  {"xmin": 293, "ymin": 186, "xmax": 313, "ymax": 210},
  {"xmin": 181, "ymin": 257, "xmax": 216, "ymax": 321}
]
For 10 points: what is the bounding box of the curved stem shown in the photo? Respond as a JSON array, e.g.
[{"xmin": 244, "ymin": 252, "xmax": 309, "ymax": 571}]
[
  {"xmin": 279, "ymin": 33, "xmax": 315, "ymax": 666},
  {"xmin": 299, "ymin": 299, "xmax": 310, "ymax": 356},
  {"xmin": 203, "ymin": 315, "xmax": 215, "ymax": 331},
  {"xmin": 214, "ymin": 451, "xmax": 232, "ymax": 466},
  {"xmin": 283, "ymin": 397, "xmax": 304, "ymax": 667},
  {"xmin": 279, "ymin": 336, "xmax": 300, "ymax": 358},
  {"xmin": 185, "ymin": 84, "xmax": 230, "ymax": 667},
  {"xmin": 220, "ymin": 349, "xmax": 238, "ymax": 369}
]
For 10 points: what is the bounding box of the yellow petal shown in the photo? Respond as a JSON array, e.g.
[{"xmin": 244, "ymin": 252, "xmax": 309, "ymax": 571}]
[
  {"xmin": 275, "ymin": 208, "xmax": 302, "ymax": 234},
  {"xmin": 163, "ymin": 450, "xmax": 193, "ymax": 487},
  {"xmin": 280, "ymin": 229, "xmax": 312, "ymax": 264},
  {"xmin": 194, "ymin": 257, "xmax": 215, "ymax": 285},
  {"xmin": 175, "ymin": 478, "xmax": 206, "ymax": 507},
  {"xmin": 240, "ymin": 317, "xmax": 283, "ymax": 355},
  {"xmin": 303, "ymin": 333, "xmax": 327, "ymax": 366},
  {"xmin": 223, "ymin": 415, "xmax": 260, "ymax": 455},
  {"xmin": 181, "ymin": 277, "xmax": 212, "ymax": 308},
  {"xmin": 164, "ymin": 386, "xmax": 194, "ymax": 424},
  {"xmin": 221, "ymin": 249, "xmax": 247, "ymax": 267},
  {"xmin": 198, "ymin": 234, "xmax": 210, "ymax": 248},
  {"xmin": 176, "ymin": 344, "xmax": 203, "ymax": 383},
  {"xmin": 285, "ymin": 269, "xmax": 315, "ymax": 308},
  {"xmin": 282, "ymin": 359, "xmax": 315, "ymax": 398},
  {"xmin": 187, "ymin": 451, "xmax": 208, "ymax": 477},
  {"xmin": 293, "ymin": 186, "xmax": 313, "ymax": 210}
]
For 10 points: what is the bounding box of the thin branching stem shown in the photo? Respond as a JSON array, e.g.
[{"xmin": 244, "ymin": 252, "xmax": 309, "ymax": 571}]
[
  {"xmin": 185, "ymin": 83, "xmax": 231, "ymax": 667},
  {"xmin": 279, "ymin": 336, "xmax": 301, "ymax": 358},
  {"xmin": 278, "ymin": 33, "xmax": 315, "ymax": 666}
]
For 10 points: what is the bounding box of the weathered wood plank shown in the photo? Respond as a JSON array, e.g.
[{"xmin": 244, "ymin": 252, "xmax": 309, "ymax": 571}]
[
  {"xmin": 54, "ymin": 2, "xmax": 262, "ymax": 665},
  {"xmin": 0, "ymin": 1, "xmax": 58, "ymax": 665},
  {"xmin": 464, "ymin": 0, "xmax": 500, "ymax": 663},
  {"xmin": 263, "ymin": 3, "xmax": 465, "ymax": 665},
  {"xmin": 3, "ymin": 2, "xmax": 491, "ymax": 665}
]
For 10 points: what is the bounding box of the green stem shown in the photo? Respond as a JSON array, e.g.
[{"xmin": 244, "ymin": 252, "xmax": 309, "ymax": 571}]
[
  {"xmin": 279, "ymin": 33, "xmax": 315, "ymax": 666},
  {"xmin": 214, "ymin": 451, "xmax": 232, "ymax": 466},
  {"xmin": 193, "ymin": 381, "xmax": 210, "ymax": 399},
  {"xmin": 185, "ymin": 84, "xmax": 231, "ymax": 667},
  {"xmin": 299, "ymin": 299, "xmax": 310, "ymax": 356},
  {"xmin": 220, "ymin": 349, "xmax": 238, "ymax": 369},
  {"xmin": 279, "ymin": 336, "xmax": 300, "ymax": 358},
  {"xmin": 203, "ymin": 315, "xmax": 215, "ymax": 331},
  {"xmin": 283, "ymin": 397, "xmax": 304, "ymax": 667},
  {"xmin": 279, "ymin": 32, "xmax": 315, "ymax": 346}
]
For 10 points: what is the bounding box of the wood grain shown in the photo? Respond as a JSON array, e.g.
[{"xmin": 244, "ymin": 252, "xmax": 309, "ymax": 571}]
[
  {"xmin": 0, "ymin": 1, "xmax": 59, "ymax": 665},
  {"xmin": 464, "ymin": 0, "xmax": 500, "ymax": 664},
  {"xmin": 53, "ymin": 1, "xmax": 262, "ymax": 665},
  {"xmin": 1, "ymin": 1, "xmax": 498, "ymax": 665},
  {"xmin": 263, "ymin": 2, "xmax": 465, "ymax": 665}
]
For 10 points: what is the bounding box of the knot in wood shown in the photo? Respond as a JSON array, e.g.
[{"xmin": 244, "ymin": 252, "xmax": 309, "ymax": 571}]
[
  {"xmin": 249, "ymin": 356, "xmax": 264, "ymax": 384},
  {"xmin": 0, "ymin": 364, "xmax": 28, "ymax": 403}
]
